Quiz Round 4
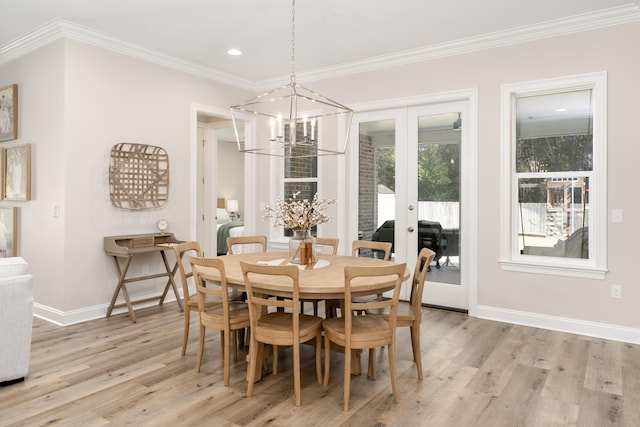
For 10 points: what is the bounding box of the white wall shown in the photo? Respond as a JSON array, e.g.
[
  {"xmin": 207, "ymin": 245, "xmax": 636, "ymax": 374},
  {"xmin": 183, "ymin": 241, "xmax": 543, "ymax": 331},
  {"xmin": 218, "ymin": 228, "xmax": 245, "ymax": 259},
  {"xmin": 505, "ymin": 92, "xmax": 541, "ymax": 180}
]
[
  {"xmin": 3, "ymin": 21, "xmax": 639, "ymax": 342},
  {"xmin": 0, "ymin": 39, "xmax": 252, "ymax": 324},
  {"xmin": 0, "ymin": 40, "xmax": 66, "ymax": 311},
  {"xmin": 308, "ymin": 22, "xmax": 640, "ymax": 338},
  {"xmin": 217, "ymin": 140, "xmax": 244, "ymax": 215}
]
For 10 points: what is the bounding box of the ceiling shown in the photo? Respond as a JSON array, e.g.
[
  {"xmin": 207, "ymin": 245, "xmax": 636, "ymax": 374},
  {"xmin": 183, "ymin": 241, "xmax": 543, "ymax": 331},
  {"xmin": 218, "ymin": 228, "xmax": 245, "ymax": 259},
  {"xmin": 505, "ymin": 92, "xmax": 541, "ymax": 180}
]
[{"xmin": 1, "ymin": 0, "xmax": 638, "ymax": 88}]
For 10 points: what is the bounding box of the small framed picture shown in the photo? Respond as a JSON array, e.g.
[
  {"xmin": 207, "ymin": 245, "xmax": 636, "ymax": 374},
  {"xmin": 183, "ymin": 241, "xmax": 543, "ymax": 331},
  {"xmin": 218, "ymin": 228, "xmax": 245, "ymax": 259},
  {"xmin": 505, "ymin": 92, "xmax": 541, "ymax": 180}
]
[
  {"xmin": 0, "ymin": 206, "xmax": 17, "ymax": 258},
  {"xmin": 0, "ymin": 84, "xmax": 18, "ymax": 142},
  {"xmin": 3, "ymin": 143, "xmax": 31, "ymax": 201}
]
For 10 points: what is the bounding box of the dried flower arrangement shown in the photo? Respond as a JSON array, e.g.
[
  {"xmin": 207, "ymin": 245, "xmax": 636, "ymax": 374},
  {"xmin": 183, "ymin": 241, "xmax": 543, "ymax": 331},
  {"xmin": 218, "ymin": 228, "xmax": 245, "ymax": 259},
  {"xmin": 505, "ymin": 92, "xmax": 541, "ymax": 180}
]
[{"xmin": 263, "ymin": 192, "xmax": 335, "ymax": 230}]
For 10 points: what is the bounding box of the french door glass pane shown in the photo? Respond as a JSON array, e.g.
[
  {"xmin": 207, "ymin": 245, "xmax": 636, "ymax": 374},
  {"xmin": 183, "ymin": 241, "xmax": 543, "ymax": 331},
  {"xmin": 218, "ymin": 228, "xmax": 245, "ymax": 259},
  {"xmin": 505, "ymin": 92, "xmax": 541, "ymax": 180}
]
[
  {"xmin": 417, "ymin": 112, "xmax": 461, "ymax": 285},
  {"xmin": 359, "ymin": 120, "xmax": 396, "ymax": 258}
]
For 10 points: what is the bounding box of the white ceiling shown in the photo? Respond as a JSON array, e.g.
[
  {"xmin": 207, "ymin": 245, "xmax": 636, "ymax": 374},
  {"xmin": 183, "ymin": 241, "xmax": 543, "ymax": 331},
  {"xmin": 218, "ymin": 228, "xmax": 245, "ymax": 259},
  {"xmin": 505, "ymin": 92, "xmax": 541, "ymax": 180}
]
[{"xmin": 1, "ymin": 0, "xmax": 638, "ymax": 88}]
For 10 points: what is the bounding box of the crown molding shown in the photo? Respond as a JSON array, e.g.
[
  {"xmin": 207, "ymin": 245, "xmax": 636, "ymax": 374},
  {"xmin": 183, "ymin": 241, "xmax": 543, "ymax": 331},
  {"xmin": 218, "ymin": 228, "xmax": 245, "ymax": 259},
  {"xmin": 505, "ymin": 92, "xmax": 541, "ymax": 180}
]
[
  {"xmin": 0, "ymin": 19, "xmax": 256, "ymax": 91},
  {"xmin": 2, "ymin": 4, "xmax": 639, "ymax": 93},
  {"xmin": 257, "ymin": 4, "xmax": 640, "ymax": 90}
]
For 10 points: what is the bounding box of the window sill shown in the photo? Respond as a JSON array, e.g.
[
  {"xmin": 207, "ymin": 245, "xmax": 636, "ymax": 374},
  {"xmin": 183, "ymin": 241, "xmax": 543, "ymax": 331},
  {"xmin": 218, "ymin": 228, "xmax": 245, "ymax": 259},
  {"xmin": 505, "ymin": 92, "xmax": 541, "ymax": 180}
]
[{"xmin": 499, "ymin": 259, "xmax": 607, "ymax": 280}]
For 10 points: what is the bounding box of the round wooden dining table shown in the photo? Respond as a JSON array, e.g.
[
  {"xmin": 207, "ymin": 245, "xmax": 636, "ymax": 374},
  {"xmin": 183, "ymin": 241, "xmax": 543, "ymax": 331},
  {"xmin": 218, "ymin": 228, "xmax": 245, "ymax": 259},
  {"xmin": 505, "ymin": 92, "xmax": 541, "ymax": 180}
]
[
  {"xmin": 192, "ymin": 252, "xmax": 410, "ymax": 299},
  {"xmin": 192, "ymin": 251, "xmax": 409, "ymax": 380}
]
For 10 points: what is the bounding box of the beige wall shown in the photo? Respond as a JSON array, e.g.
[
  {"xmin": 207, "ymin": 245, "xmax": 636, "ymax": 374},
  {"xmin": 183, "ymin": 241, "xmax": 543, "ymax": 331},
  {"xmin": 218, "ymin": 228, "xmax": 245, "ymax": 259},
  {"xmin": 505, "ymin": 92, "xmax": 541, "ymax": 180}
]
[
  {"xmin": 308, "ymin": 22, "xmax": 640, "ymax": 336},
  {"xmin": 1, "ymin": 20, "xmax": 638, "ymax": 341},
  {"xmin": 0, "ymin": 40, "xmax": 66, "ymax": 312},
  {"xmin": 0, "ymin": 39, "xmax": 251, "ymax": 323}
]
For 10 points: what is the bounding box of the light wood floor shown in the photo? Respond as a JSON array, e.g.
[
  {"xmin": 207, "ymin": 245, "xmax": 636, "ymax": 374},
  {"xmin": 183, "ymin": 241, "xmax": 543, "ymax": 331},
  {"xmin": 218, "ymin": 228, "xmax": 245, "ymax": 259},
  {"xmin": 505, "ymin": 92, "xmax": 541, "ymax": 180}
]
[{"xmin": 1, "ymin": 303, "xmax": 638, "ymax": 426}]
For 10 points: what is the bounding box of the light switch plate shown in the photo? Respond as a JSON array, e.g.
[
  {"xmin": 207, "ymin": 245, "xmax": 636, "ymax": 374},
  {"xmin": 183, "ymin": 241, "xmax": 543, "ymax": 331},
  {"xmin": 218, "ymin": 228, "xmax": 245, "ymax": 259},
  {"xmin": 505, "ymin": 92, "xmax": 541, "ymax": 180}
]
[{"xmin": 612, "ymin": 209, "xmax": 623, "ymax": 223}]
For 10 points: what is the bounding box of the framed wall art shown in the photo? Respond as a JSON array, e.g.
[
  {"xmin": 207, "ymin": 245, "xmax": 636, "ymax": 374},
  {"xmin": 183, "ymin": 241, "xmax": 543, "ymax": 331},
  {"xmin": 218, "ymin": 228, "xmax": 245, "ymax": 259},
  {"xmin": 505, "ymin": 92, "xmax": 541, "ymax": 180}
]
[
  {"xmin": 0, "ymin": 84, "xmax": 18, "ymax": 142},
  {"xmin": 3, "ymin": 143, "xmax": 31, "ymax": 201},
  {"xmin": 0, "ymin": 206, "xmax": 17, "ymax": 258}
]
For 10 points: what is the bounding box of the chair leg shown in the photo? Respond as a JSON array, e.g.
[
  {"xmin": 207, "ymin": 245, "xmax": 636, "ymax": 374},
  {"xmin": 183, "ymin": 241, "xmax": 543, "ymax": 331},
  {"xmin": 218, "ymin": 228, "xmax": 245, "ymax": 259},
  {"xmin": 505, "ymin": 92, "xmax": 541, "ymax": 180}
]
[
  {"xmin": 323, "ymin": 333, "xmax": 331, "ymax": 387},
  {"xmin": 343, "ymin": 345, "xmax": 352, "ymax": 411},
  {"xmin": 368, "ymin": 348, "xmax": 376, "ymax": 380},
  {"xmin": 223, "ymin": 329, "xmax": 231, "ymax": 386},
  {"xmin": 246, "ymin": 338, "xmax": 259, "ymax": 397},
  {"xmin": 273, "ymin": 345, "xmax": 279, "ymax": 375},
  {"xmin": 410, "ymin": 324, "xmax": 423, "ymax": 380},
  {"xmin": 293, "ymin": 342, "xmax": 301, "ymax": 407},
  {"xmin": 315, "ymin": 333, "xmax": 322, "ymax": 384},
  {"xmin": 232, "ymin": 329, "xmax": 238, "ymax": 361},
  {"xmin": 313, "ymin": 301, "xmax": 319, "ymax": 317},
  {"xmin": 388, "ymin": 342, "xmax": 399, "ymax": 404},
  {"xmin": 195, "ymin": 324, "xmax": 205, "ymax": 373},
  {"xmin": 219, "ymin": 331, "xmax": 224, "ymax": 360},
  {"xmin": 181, "ymin": 308, "xmax": 190, "ymax": 356}
]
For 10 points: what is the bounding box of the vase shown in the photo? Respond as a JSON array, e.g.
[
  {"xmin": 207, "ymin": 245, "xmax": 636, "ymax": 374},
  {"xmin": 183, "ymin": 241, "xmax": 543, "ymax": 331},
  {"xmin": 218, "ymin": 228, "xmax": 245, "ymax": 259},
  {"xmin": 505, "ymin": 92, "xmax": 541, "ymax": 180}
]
[{"xmin": 289, "ymin": 229, "xmax": 316, "ymax": 265}]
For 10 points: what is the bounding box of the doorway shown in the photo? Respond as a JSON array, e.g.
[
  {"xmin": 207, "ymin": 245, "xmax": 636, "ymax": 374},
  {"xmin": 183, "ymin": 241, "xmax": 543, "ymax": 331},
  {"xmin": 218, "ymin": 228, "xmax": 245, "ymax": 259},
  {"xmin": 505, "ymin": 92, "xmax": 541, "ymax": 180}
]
[
  {"xmin": 192, "ymin": 105, "xmax": 248, "ymax": 257},
  {"xmin": 348, "ymin": 93, "xmax": 477, "ymax": 312}
]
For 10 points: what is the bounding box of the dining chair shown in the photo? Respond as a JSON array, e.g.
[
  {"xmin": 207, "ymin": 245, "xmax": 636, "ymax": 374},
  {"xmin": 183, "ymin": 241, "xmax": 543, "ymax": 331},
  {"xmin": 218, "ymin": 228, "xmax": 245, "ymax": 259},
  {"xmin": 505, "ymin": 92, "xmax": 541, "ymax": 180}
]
[
  {"xmin": 366, "ymin": 247, "xmax": 435, "ymax": 379},
  {"xmin": 171, "ymin": 241, "xmax": 203, "ymax": 356},
  {"xmin": 226, "ymin": 235, "xmax": 267, "ymax": 255},
  {"xmin": 314, "ymin": 237, "xmax": 339, "ymax": 255},
  {"xmin": 322, "ymin": 262, "xmax": 406, "ymax": 411},
  {"xmin": 188, "ymin": 255, "xmax": 251, "ymax": 386},
  {"xmin": 240, "ymin": 261, "xmax": 323, "ymax": 407},
  {"xmin": 352, "ymin": 240, "xmax": 392, "ymax": 260},
  {"xmin": 173, "ymin": 241, "xmax": 245, "ymax": 357},
  {"xmin": 300, "ymin": 237, "xmax": 339, "ymax": 316},
  {"xmin": 326, "ymin": 239, "xmax": 393, "ymax": 317}
]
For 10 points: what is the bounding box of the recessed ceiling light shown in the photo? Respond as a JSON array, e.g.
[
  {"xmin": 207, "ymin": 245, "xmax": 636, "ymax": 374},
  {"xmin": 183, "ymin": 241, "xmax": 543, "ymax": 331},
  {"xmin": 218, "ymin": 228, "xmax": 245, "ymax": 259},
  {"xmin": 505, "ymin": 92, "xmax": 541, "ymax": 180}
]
[
  {"xmin": 555, "ymin": 108, "xmax": 567, "ymax": 112},
  {"xmin": 227, "ymin": 48, "xmax": 242, "ymax": 56}
]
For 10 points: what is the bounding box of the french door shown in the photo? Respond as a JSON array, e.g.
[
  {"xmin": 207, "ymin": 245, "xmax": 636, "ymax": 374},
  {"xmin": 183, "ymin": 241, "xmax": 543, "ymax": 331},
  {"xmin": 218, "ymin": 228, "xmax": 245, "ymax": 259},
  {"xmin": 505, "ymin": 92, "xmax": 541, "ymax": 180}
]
[{"xmin": 350, "ymin": 98, "xmax": 474, "ymax": 311}]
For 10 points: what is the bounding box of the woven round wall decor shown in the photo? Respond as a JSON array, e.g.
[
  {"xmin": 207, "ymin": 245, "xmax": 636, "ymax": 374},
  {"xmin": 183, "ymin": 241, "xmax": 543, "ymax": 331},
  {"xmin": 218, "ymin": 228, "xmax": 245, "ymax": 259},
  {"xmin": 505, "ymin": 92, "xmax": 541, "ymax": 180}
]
[{"xmin": 109, "ymin": 143, "xmax": 169, "ymax": 210}]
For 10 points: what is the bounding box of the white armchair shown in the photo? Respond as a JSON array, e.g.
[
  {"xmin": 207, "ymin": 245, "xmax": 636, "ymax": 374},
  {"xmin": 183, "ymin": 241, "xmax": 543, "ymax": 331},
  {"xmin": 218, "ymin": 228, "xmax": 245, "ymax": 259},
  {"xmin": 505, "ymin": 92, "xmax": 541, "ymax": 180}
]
[{"xmin": 0, "ymin": 257, "xmax": 33, "ymax": 385}]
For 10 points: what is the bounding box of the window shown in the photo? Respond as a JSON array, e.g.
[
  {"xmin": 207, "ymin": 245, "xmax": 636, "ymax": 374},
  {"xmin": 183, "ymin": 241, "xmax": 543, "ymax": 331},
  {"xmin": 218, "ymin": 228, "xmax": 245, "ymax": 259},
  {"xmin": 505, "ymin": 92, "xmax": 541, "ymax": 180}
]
[
  {"xmin": 283, "ymin": 145, "xmax": 318, "ymax": 236},
  {"xmin": 500, "ymin": 73, "xmax": 607, "ymax": 279}
]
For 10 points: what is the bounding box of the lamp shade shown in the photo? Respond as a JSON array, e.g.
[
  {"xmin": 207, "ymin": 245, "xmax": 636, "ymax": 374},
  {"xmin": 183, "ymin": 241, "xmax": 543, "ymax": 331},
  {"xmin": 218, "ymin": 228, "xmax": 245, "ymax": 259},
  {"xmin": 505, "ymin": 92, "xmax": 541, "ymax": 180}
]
[{"xmin": 226, "ymin": 199, "xmax": 239, "ymax": 213}]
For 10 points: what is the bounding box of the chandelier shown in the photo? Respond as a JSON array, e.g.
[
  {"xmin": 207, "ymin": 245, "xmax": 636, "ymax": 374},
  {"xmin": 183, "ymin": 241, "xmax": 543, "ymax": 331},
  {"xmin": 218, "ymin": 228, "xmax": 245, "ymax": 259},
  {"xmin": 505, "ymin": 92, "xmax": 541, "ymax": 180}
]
[{"xmin": 230, "ymin": 0, "xmax": 353, "ymax": 158}]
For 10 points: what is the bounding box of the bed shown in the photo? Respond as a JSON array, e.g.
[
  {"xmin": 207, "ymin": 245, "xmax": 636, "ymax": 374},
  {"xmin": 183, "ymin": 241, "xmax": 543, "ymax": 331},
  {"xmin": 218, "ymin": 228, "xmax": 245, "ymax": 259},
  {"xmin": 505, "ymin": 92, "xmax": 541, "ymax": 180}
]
[{"xmin": 216, "ymin": 198, "xmax": 245, "ymax": 255}]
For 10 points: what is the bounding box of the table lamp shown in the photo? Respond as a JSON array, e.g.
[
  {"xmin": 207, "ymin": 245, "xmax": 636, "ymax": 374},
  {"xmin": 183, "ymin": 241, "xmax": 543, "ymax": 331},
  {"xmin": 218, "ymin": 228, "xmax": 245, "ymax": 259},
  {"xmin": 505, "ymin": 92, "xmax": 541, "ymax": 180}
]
[{"xmin": 227, "ymin": 199, "xmax": 239, "ymax": 221}]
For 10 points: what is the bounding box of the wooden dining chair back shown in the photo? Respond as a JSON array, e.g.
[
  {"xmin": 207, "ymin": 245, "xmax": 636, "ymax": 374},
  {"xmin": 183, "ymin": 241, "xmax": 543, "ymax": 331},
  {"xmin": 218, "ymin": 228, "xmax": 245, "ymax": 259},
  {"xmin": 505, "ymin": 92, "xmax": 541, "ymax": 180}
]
[
  {"xmin": 352, "ymin": 240, "xmax": 392, "ymax": 260},
  {"xmin": 188, "ymin": 255, "xmax": 250, "ymax": 386},
  {"xmin": 366, "ymin": 247, "xmax": 435, "ymax": 379},
  {"xmin": 322, "ymin": 262, "xmax": 406, "ymax": 411},
  {"xmin": 240, "ymin": 261, "xmax": 323, "ymax": 407},
  {"xmin": 300, "ymin": 237, "xmax": 339, "ymax": 316},
  {"xmin": 226, "ymin": 235, "xmax": 267, "ymax": 255},
  {"xmin": 314, "ymin": 237, "xmax": 339, "ymax": 255},
  {"xmin": 171, "ymin": 241, "xmax": 202, "ymax": 356},
  {"xmin": 325, "ymin": 240, "xmax": 392, "ymax": 318}
]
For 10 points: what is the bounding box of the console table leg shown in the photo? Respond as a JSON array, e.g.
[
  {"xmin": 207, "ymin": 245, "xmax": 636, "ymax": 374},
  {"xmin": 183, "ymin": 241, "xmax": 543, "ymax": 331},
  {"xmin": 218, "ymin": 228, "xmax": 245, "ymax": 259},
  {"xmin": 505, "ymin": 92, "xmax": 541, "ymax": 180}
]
[
  {"xmin": 107, "ymin": 256, "xmax": 137, "ymax": 323},
  {"xmin": 159, "ymin": 251, "xmax": 184, "ymax": 311}
]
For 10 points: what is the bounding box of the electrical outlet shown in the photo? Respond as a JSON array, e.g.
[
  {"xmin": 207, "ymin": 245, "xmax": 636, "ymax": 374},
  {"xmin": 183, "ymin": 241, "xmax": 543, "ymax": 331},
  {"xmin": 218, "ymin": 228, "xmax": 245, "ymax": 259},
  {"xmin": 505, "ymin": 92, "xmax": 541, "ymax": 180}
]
[{"xmin": 611, "ymin": 284, "xmax": 622, "ymax": 299}]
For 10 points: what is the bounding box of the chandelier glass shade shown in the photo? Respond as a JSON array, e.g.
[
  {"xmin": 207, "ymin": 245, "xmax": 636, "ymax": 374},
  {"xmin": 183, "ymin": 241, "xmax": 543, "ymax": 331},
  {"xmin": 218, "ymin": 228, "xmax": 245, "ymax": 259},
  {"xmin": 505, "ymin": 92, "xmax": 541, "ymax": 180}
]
[{"xmin": 230, "ymin": 0, "xmax": 353, "ymax": 158}]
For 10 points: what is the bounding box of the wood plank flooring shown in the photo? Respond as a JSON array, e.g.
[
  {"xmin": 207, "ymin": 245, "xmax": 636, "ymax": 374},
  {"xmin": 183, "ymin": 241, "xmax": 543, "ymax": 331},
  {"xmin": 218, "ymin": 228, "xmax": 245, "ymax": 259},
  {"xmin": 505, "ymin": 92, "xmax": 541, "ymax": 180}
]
[{"xmin": 1, "ymin": 303, "xmax": 638, "ymax": 426}]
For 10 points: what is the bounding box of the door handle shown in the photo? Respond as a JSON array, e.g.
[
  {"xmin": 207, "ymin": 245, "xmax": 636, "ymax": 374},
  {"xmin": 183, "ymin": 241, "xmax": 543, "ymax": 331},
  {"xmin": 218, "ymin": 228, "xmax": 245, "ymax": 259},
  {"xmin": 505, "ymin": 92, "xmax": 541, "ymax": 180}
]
[{"xmin": 407, "ymin": 226, "xmax": 415, "ymax": 232}]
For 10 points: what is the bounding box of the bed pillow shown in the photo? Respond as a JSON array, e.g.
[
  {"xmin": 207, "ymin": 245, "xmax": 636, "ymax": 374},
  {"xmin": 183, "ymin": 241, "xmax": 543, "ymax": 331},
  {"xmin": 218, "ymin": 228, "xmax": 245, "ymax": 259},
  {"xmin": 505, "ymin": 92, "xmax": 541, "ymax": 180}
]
[{"xmin": 217, "ymin": 208, "xmax": 231, "ymax": 224}]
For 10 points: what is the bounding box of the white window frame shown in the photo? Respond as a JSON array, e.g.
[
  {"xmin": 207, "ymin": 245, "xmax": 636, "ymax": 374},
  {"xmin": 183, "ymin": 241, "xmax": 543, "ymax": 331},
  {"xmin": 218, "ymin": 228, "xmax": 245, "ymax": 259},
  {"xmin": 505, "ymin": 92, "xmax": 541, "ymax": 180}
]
[
  {"xmin": 499, "ymin": 72, "xmax": 607, "ymax": 279},
  {"xmin": 269, "ymin": 114, "xmax": 324, "ymax": 243}
]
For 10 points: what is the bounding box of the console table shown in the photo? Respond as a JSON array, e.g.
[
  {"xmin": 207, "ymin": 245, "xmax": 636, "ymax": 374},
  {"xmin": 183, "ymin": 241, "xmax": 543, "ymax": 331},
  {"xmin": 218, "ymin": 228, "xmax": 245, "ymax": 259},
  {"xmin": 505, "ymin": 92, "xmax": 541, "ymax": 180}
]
[{"xmin": 104, "ymin": 233, "xmax": 184, "ymax": 322}]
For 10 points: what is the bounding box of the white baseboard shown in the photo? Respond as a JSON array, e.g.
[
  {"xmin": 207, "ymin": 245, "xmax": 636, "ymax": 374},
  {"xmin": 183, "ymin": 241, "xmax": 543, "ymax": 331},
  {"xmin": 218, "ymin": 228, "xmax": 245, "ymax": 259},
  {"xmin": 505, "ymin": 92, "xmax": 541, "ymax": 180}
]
[
  {"xmin": 33, "ymin": 292, "xmax": 185, "ymax": 327},
  {"xmin": 34, "ymin": 295, "xmax": 640, "ymax": 345},
  {"xmin": 477, "ymin": 305, "xmax": 640, "ymax": 345}
]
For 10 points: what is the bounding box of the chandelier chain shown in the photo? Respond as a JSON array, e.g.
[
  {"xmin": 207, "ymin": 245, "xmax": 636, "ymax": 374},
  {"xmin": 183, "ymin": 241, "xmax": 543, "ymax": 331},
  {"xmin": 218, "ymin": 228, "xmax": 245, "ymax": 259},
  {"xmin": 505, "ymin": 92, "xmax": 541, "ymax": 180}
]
[{"xmin": 290, "ymin": 0, "xmax": 296, "ymax": 84}]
